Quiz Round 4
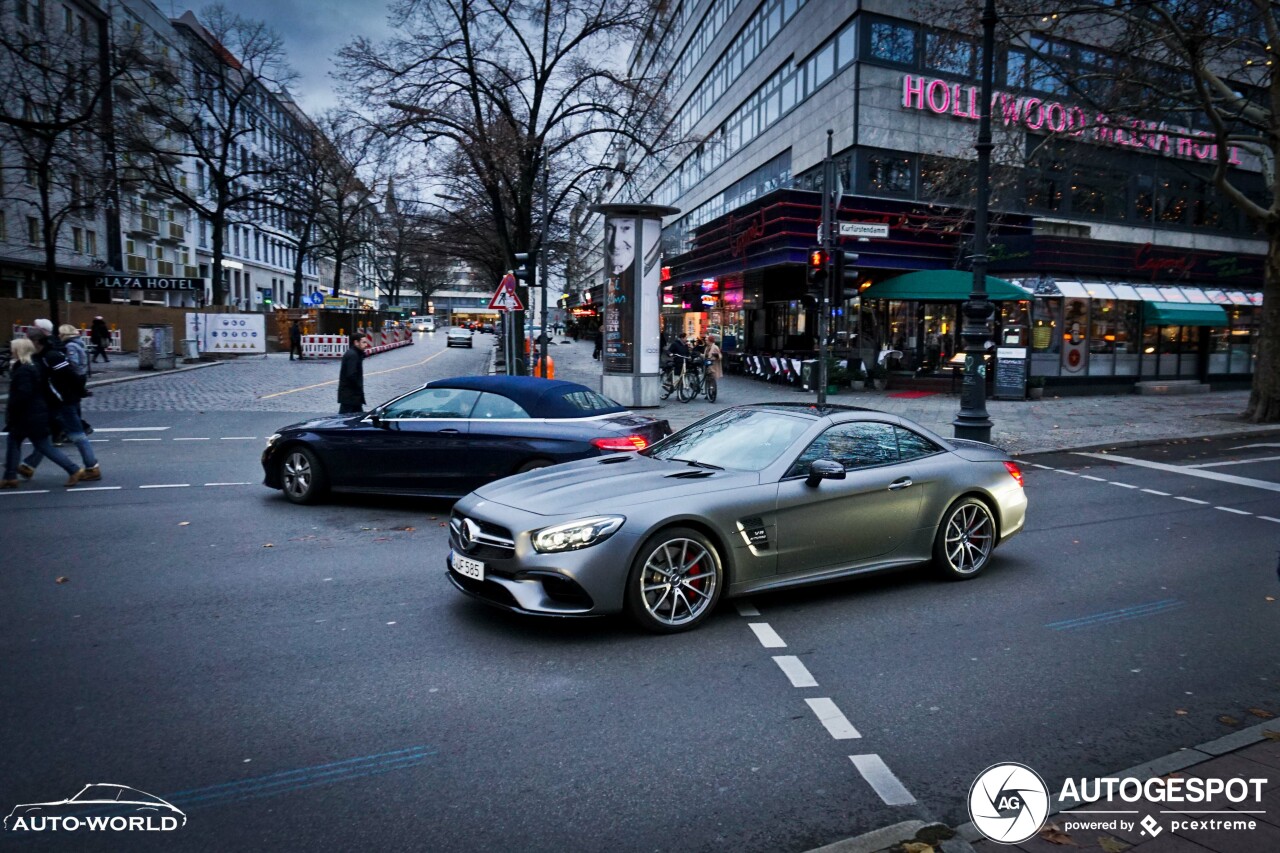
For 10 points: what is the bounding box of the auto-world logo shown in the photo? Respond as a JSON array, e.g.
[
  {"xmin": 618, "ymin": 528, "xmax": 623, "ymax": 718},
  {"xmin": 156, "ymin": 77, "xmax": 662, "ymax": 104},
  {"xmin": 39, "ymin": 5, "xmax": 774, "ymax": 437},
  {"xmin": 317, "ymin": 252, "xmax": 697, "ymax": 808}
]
[
  {"xmin": 968, "ymin": 763, "xmax": 1050, "ymax": 843},
  {"xmin": 4, "ymin": 784, "xmax": 185, "ymax": 833}
]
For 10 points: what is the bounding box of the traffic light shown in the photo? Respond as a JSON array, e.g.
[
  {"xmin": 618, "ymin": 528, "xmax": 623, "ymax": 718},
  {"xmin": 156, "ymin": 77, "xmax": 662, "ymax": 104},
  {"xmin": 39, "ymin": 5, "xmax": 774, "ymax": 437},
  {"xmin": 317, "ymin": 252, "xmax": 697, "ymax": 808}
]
[
  {"xmin": 834, "ymin": 250, "xmax": 859, "ymax": 298},
  {"xmin": 805, "ymin": 247, "xmax": 828, "ymax": 307},
  {"xmin": 513, "ymin": 252, "xmax": 535, "ymax": 285}
]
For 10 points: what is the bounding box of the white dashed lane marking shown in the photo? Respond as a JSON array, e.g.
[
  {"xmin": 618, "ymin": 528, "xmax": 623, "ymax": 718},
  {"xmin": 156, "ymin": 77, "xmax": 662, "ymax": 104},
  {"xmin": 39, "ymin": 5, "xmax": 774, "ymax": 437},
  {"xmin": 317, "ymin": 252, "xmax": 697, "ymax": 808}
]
[
  {"xmin": 205, "ymin": 482, "xmax": 253, "ymax": 487},
  {"xmin": 1109, "ymin": 481, "xmax": 1138, "ymax": 489},
  {"xmin": 1175, "ymin": 496, "xmax": 1209, "ymax": 505},
  {"xmin": 1074, "ymin": 451, "xmax": 1280, "ymax": 493},
  {"xmin": 1080, "ymin": 475, "xmax": 1107, "ymax": 482},
  {"xmin": 849, "ymin": 755, "xmax": 916, "ymax": 806},
  {"xmin": 0, "ymin": 490, "xmax": 50, "ymax": 496},
  {"xmin": 1141, "ymin": 488, "xmax": 1170, "ymax": 496},
  {"xmin": 68, "ymin": 486, "xmax": 122, "ymax": 492},
  {"xmin": 220, "ymin": 436, "xmax": 259, "ymax": 441},
  {"xmin": 805, "ymin": 698, "xmax": 862, "ymax": 739},
  {"xmin": 748, "ymin": 623, "xmax": 787, "ymax": 649},
  {"xmin": 772, "ymin": 656, "xmax": 818, "ymax": 688},
  {"xmin": 1216, "ymin": 507, "xmax": 1252, "ymax": 515},
  {"xmin": 173, "ymin": 437, "xmax": 210, "ymax": 441},
  {"xmin": 1029, "ymin": 465, "xmax": 1267, "ymax": 524},
  {"xmin": 123, "ymin": 438, "xmax": 162, "ymax": 442},
  {"xmin": 139, "ymin": 484, "xmax": 191, "ymax": 489}
]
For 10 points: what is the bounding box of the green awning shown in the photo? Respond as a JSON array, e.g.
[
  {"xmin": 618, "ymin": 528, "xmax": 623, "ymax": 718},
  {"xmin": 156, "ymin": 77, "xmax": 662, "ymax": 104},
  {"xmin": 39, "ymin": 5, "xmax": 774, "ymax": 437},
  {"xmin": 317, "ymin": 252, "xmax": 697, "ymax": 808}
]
[
  {"xmin": 860, "ymin": 270, "xmax": 1032, "ymax": 302},
  {"xmin": 1143, "ymin": 302, "xmax": 1228, "ymax": 327}
]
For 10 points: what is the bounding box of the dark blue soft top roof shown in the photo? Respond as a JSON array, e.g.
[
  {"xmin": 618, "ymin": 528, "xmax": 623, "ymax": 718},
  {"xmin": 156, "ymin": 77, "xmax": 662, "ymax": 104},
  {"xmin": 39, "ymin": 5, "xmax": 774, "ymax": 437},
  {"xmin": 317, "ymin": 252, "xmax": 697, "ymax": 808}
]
[{"xmin": 423, "ymin": 375, "xmax": 627, "ymax": 418}]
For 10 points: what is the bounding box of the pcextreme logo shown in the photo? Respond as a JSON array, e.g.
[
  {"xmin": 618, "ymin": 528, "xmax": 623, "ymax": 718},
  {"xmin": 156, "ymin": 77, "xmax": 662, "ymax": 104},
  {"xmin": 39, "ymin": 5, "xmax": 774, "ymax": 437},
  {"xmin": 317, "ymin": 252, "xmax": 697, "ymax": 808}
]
[{"xmin": 4, "ymin": 784, "xmax": 186, "ymax": 833}]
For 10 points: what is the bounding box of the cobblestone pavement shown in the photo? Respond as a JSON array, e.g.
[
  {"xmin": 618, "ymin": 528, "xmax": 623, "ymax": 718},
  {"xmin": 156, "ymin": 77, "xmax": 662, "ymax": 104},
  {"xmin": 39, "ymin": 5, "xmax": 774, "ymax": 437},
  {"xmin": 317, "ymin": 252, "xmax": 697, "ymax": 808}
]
[
  {"xmin": 3, "ymin": 332, "xmax": 1271, "ymax": 453},
  {"xmin": 0, "ymin": 333, "xmax": 495, "ymax": 414},
  {"xmin": 539, "ymin": 335, "xmax": 1271, "ymax": 455}
]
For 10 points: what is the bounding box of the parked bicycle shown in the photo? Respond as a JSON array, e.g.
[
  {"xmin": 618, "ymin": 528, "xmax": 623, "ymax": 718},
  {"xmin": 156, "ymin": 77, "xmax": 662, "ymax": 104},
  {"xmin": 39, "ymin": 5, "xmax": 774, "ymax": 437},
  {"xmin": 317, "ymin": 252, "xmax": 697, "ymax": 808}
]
[{"xmin": 660, "ymin": 354, "xmax": 717, "ymax": 403}]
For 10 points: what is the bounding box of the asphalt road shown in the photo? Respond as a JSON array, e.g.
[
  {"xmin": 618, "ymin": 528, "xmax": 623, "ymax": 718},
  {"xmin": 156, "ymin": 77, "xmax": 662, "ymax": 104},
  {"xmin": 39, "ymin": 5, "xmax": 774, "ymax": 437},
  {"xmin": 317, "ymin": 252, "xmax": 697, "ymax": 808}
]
[{"xmin": 2, "ymin": 338, "xmax": 1278, "ymax": 851}]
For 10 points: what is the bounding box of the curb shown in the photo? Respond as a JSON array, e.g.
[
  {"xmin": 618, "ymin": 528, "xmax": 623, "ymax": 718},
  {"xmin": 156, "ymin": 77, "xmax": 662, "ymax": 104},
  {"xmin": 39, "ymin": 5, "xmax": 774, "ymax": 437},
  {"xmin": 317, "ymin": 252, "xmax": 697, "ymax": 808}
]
[{"xmin": 808, "ymin": 820, "xmax": 975, "ymax": 853}]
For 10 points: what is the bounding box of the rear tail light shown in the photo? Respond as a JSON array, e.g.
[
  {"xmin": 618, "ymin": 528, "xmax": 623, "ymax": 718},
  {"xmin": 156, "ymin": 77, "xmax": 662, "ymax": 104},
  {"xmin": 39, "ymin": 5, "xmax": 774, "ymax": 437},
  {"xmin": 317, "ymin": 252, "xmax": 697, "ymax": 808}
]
[
  {"xmin": 592, "ymin": 435, "xmax": 649, "ymax": 452},
  {"xmin": 1003, "ymin": 461, "xmax": 1024, "ymax": 488}
]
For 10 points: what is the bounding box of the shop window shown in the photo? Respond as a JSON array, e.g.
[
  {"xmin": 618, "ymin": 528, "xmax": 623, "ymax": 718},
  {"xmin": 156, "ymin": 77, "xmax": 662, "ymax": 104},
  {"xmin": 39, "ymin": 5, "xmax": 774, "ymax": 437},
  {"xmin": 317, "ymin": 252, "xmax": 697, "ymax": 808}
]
[
  {"xmin": 1157, "ymin": 176, "xmax": 1192, "ymax": 224},
  {"xmin": 864, "ymin": 153, "xmax": 913, "ymax": 196},
  {"xmin": 1071, "ymin": 167, "xmax": 1127, "ymax": 220},
  {"xmin": 868, "ymin": 20, "xmax": 916, "ymax": 65},
  {"xmin": 925, "ymin": 32, "xmax": 974, "ymax": 77}
]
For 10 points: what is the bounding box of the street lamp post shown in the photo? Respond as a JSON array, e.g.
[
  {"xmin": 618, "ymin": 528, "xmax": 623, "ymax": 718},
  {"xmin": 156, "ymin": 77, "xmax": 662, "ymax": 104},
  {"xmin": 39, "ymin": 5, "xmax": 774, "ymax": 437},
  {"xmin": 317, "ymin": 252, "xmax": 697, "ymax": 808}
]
[
  {"xmin": 538, "ymin": 164, "xmax": 551, "ymax": 377},
  {"xmin": 953, "ymin": 0, "xmax": 998, "ymax": 443}
]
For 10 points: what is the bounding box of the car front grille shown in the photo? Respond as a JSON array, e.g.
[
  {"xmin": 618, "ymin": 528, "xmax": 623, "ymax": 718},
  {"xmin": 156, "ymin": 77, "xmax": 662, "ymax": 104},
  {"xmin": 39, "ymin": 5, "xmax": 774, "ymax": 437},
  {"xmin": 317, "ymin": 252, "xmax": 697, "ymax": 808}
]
[{"xmin": 450, "ymin": 513, "xmax": 516, "ymax": 560}]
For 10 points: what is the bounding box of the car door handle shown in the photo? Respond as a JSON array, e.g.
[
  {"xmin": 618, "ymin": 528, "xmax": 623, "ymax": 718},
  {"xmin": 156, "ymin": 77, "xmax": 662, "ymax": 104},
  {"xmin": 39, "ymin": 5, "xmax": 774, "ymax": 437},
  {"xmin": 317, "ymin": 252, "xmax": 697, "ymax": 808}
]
[
  {"xmin": 887, "ymin": 478, "xmax": 913, "ymax": 491},
  {"xmin": 435, "ymin": 428, "xmax": 461, "ymax": 434}
]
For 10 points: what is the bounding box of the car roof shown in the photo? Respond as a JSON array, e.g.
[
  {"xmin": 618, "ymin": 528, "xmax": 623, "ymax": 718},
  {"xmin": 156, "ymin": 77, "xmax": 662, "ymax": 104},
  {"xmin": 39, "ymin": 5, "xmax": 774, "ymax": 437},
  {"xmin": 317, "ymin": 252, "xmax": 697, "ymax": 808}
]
[
  {"xmin": 733, "ymin": 402, "xmax": 877, "ymax": 419},
  {"xmin": 423, "ymin": 375, "xmax": 627, "ymax": 418}
]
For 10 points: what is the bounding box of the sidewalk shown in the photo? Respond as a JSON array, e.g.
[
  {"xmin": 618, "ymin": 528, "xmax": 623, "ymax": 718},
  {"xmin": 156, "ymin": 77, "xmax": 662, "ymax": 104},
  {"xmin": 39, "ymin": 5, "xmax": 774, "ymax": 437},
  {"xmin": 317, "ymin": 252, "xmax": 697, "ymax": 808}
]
[
  {"xmin": 814, "ymin": 721, "xmax": 1280, "ymax": 853},
  {"xmin": 538, "ymin": 336, "xmax": 1273, "ymax": 455},
  {"xmin": 0, "ymin": 350, "xmax": 224, "ymax": 403}
]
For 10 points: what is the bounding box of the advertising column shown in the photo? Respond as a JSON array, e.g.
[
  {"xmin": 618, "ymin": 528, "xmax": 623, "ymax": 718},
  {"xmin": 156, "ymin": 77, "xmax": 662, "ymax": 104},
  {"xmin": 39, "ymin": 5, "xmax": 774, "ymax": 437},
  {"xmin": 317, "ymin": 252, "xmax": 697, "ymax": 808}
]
[{"xmin": 592, "ymin": 204, "xmax": 679, "ymax": 407}]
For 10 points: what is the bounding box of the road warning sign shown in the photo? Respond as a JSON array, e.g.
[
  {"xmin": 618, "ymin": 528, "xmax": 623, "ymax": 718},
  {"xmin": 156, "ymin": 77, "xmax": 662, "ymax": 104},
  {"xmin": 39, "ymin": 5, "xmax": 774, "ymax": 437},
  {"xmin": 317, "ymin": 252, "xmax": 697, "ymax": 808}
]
[{"xmin": 489, "ymin": 273, "xmax": 525, "ymax": 311}]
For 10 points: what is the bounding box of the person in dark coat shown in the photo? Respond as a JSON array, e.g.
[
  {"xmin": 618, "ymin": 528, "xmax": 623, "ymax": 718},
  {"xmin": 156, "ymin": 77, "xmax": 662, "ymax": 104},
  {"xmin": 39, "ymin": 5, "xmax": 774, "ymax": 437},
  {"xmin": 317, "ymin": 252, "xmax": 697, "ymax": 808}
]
[
  {"xmin": 90, "ymin": 317, "xmax": 111, "ymax": 362},
  {"xmin": 337, "ymin": 332, "xmax": 369, "ymax": 414},
  {"xmin": 289, "ymin": 321, "xmax": 304, "ymax": 361},
  {"xmin": 20, "ymin": 328, "xmax": 99, "ymax": 480},
  {"xmin": 2, "ymin": 338, "xmax": 84, "ymax": 488},
  {"xmin": 592, "ymin": 328, "xmax": 603, "ymax": 360}
]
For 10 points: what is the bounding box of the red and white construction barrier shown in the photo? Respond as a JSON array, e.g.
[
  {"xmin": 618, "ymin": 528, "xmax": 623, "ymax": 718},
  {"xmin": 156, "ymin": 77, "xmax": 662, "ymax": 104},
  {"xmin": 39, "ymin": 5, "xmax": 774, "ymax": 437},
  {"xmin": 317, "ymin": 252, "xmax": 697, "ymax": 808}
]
[
  {"xmin": 300, "ymin": 328, "xmax": 414, "ymax": 358},
  {"xmin": 11, "ymin": 324, "xmax": 122, "ymax": 352}
]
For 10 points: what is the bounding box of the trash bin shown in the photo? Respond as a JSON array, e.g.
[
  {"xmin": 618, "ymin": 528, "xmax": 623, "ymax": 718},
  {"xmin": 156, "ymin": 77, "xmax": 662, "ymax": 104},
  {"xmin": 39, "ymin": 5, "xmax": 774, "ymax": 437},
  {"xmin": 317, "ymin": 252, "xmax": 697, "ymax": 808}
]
[
  {"xmin": 138, "ymin": 324, "xmax": 173, "ymax": 370},
  {"xmin": 181, "ymin": 339, "xmax": 200, "ymax": 362}
]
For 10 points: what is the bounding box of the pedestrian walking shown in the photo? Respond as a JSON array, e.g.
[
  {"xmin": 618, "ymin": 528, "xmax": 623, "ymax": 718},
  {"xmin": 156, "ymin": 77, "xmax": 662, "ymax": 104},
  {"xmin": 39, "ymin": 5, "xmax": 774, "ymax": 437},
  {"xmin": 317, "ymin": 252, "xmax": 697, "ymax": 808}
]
[
  {"xmin": 705, "ymin": 334, "xmax": 724, "ymax": 382},
  {"xmin": 19, "ymin": 328, "xmax": 100, "ymax": 482},
  {"xmin": 59, "ymin": 324, "xmax": 93, "ymax": 435},
  {"xmin": 2, "ymin": 339, "xmax": 85, "ymax": 489},
  {"xmin": 289, "ymin": 321, "xmax": 304, "ymax": 361},
  {"xmin": 90, "ymin": 317, "xmax": 111, "ymax": 363},
  {"xmin": 338, "ymin": 332, "xmax": 369, "ymax": 414},
  {"xmin": 592, "ymin": 328, "xmax": 603, "ymax": 360}
]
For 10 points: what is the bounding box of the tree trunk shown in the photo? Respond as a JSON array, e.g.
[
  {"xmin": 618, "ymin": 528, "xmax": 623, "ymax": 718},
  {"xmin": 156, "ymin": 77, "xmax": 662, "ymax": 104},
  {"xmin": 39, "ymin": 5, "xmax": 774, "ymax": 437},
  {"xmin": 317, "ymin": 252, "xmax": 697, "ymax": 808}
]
[
  {"xmin": 39, "ymin": 168, "xmax": 61, "ymax": 327},
  {"xmin": 210, "ymin": 215, "xmax": 225, "ymax": 307},
  {"xmin": 1244, "ymin": 230, "xmax": 1280, "ymax": 422},
  {"xmin": 332, "ymin": 246, "xmax": 346, "ymax": 296}
]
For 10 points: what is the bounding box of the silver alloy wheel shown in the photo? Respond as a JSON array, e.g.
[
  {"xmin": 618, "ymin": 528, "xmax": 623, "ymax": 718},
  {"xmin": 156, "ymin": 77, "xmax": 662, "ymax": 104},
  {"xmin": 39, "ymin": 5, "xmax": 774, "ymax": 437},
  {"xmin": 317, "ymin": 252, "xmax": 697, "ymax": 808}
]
[
  {"xmin": 943, "ymin": 501, "xmax": 995, "ymax": 575},
  {"xmin": 639, "ymin": 537, "xmax": 717, "ymax": 627},
  {"xmin": 282, "ymin": 450, "xmax": 313, "ymax": 501}
]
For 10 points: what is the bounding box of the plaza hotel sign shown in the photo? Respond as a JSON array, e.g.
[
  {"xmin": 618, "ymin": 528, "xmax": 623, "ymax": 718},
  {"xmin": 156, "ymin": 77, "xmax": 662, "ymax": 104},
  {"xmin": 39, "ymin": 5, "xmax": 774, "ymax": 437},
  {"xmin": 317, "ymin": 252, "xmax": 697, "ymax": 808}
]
[
  {"xmin": 93, "ymin": 274, "xmax": 201, "ymax": 291},
  {"xmin": 901, "ymin": 74, "xmax": 1243, "ymax": 166}
]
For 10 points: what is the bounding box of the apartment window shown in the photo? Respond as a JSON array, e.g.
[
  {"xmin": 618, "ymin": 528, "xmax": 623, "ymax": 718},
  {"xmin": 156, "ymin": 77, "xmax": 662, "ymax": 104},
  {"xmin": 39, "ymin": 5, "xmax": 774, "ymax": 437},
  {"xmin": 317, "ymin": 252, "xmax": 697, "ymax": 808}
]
[
  {"xmin": 925, "ymin": 32, "xmax": 974, "ymax": 77},
  {"xmin": 79, "ymin": 15, "xmax": 88, "ymax": 44},
  {"xmin": 233, "ymin": 228, "xmax": 240, "ymax": 256},
  {"xmin": 24, "ymin": 159, "xmax": 37, "ymax": 187},
  {"xmin": 85, "ymin": 229, "xmax": 96, "ymax": 255},
  {"xmin": 72, "ymin": 227, "xmax": 83, "ymax": 252},
  {"xmin": 27, "ymin": 216, "xmax": 41, "ymax": 246},
  {"xmin": 868, "ymin": 20, "xmax": 916, "ymax": 65},
  {"xmin": 63, "ymin": 5, "xmax": 73, "ymax": 33},
  {"xmin": 863, "ymin": 152, "xmax": 913, "ymax": 196}
]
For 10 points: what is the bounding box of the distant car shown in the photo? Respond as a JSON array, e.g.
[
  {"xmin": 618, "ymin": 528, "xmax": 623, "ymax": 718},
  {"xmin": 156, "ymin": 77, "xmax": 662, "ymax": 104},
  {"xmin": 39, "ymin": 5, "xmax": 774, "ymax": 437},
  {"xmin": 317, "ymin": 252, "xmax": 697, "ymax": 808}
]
[
  {"xmin": 446, "ymin": 403, "xmax": 1027, "ymax": 632},
  {"xmin": 262, "ymin": 376, "xmax": 672, "ymax": 503},
  {"xmin": 413, "ymin": 319, "xmax": 435, "ymax": 333},
  {"xmin": 481, "ymin": 323, "xmax": 495, "ymax": 334},
  {"xmin": 4, "ymin": 784, "xmax": 187, "ymax": 830},
  {"xmin": 446, "ymin": 326, "xmax": 473, "ymax": 347}
]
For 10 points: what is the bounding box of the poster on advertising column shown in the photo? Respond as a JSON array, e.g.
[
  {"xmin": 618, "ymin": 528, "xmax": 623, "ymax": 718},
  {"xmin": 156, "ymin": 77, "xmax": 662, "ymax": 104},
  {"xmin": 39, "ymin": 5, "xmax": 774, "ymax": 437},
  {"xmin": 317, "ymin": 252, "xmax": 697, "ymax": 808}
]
[
  {"xmin": 603, "ymin": 216, "xmax": 636, "ymax": 373},
  {"xmin": 184, "ymin": 313, "xmax": 266, "ymax": 353}
]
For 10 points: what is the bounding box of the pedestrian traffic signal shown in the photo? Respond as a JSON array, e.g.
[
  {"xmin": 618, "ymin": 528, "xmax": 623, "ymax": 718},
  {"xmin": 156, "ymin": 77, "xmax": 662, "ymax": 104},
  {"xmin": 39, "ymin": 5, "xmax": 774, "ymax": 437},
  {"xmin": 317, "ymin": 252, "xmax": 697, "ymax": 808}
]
[
  {"xmin": 513, "ymin": 252, "xmax": 535, "ymax": 285},
  {"xmin": 835, "ymin": 250, "xmax": 859, "ymax": 297},
  {"xmin": 807, "ymin": 248, "xmax": 828, "ymax": 284}
]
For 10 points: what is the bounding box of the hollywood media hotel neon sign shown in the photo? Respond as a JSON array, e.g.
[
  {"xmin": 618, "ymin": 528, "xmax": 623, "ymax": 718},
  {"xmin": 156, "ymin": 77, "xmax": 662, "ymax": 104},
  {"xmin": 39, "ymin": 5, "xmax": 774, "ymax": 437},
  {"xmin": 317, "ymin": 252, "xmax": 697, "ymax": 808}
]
[{"xmin": 901, "ymin": 74, "xmax": 1242, "ymax": 165}]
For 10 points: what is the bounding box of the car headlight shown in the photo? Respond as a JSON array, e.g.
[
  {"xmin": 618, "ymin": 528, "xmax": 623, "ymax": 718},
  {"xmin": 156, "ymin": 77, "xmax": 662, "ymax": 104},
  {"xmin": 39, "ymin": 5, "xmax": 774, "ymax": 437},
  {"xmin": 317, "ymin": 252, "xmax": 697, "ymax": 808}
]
[
  {"xmin": 531, "ymin": 516, "xmax": 625, "ymax": 554},
  {"xmin": 266, "ymin": 433, "xmax": 282, "ymax": 447}
]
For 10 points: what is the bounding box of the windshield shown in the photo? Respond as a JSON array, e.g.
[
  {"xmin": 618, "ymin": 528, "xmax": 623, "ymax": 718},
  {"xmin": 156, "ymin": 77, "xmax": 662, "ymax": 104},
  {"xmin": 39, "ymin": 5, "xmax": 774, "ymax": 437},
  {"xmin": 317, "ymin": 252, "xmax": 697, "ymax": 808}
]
[{"xmin": 644, "ymin": 409, "xmax": 811, "ymax": 471}]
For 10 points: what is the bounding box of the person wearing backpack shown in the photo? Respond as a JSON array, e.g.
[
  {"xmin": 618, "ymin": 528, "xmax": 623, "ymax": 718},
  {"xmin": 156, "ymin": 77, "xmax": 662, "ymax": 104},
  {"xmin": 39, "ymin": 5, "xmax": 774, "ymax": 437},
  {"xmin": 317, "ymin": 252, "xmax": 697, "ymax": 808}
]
[
  {"xmin": 16, "ymin": 327, "xmax": 99, "ymax": 484},
  {"xmin": 59, "ymin": 325, "xmax": 93, "ymax": 434},
  {"xmin": 2, "ymin": 338, "xmax": 84, "ymax": 488}
]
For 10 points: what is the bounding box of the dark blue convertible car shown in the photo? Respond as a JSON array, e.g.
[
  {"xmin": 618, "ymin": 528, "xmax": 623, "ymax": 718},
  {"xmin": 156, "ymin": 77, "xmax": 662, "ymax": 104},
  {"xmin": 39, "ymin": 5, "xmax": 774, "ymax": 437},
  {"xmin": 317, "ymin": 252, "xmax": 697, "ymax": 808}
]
[{"xmin": 262, "ymin": 376, "xmax": 671, "ymax": 503}]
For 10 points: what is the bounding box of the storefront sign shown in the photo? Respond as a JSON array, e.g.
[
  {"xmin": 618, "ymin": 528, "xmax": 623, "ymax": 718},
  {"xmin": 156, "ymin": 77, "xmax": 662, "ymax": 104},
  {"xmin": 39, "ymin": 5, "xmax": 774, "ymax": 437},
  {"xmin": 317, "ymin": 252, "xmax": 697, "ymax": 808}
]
[
  {"xmin": 728, "ymin": 211, "xmax": 765, "ymax": 258},
  {"xmin": 94, "ymin": 274, "xmax": 200, "ymax": 290},
  {"xmin": 901, "ymin": 74, "xmax": 1243, "ymax": 166}
]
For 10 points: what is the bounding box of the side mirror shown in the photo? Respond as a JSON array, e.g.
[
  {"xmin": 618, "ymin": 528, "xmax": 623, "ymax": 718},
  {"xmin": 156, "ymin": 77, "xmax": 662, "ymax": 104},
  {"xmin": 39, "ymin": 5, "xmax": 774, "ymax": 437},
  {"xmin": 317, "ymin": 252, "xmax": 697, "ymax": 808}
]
[{"xmin": 805, "ymin": 459, "xmax": 846, "ymax": 487}]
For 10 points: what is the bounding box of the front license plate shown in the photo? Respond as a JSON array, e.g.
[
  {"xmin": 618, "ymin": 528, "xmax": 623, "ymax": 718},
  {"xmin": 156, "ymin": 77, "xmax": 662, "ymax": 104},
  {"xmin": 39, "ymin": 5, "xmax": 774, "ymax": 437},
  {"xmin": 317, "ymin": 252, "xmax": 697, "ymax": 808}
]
[{"xmin": 452, "ymin": 552, "xmax": 485, "ymax": 581}]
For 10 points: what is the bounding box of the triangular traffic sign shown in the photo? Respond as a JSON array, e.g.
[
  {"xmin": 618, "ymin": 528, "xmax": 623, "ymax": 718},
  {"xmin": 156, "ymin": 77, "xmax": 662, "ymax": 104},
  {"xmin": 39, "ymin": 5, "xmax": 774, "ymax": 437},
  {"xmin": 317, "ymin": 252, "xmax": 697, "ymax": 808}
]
[{"xmin": 489, "ymin": 272, "xmax": 525, "ymax": 311}]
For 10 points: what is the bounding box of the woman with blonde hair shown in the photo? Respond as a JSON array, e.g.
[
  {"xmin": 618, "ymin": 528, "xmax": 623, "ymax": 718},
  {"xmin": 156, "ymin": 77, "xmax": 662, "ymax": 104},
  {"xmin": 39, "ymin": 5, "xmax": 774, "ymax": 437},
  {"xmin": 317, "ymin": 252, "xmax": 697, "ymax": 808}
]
[{"xmin": 2, "ymin": 338, "xmax": 84, "ymax": 488}]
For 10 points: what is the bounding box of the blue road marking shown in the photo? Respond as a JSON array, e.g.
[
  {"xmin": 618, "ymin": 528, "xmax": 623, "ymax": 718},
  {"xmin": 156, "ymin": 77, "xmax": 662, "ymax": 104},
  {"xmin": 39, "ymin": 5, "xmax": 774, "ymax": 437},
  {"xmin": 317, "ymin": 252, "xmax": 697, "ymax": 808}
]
[{"xmin": 1046, "ymin": 598, "xmax": 1186, "ymax": 631}]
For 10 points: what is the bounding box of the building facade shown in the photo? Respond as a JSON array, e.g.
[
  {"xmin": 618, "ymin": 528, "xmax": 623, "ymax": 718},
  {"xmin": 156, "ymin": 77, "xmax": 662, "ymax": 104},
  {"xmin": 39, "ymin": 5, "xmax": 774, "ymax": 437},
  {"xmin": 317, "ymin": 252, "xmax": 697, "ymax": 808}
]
[{"xmin": 574, "ymin": 0, "xmax": 1265, "ymax": 391}]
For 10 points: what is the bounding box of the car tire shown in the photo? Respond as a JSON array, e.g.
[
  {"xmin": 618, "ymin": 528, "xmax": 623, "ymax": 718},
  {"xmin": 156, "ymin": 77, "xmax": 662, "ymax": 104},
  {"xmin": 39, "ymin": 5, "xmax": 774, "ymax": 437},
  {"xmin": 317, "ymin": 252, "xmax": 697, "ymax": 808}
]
[
  {"xmin": 933, "ymin": 497, "xmax": 996, "ymax": 579},
  {"xmin": 515, "ymin": 458, "xmax": 552, "ymax": 474},
  {"xmin": 625, "ymin": 526, "xmax": 723, "ymax": 633},
  {"xmin": 280, "ymin": 446, "xmax": 327, "ymax": 505}
]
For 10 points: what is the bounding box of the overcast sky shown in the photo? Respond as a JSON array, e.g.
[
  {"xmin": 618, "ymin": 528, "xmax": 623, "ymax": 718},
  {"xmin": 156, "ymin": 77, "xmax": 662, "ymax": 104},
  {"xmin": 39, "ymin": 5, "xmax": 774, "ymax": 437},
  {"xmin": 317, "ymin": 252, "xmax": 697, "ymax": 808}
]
[{"xmin": 176, "ymin": 0, "xmax": 396, "ymax": 114}]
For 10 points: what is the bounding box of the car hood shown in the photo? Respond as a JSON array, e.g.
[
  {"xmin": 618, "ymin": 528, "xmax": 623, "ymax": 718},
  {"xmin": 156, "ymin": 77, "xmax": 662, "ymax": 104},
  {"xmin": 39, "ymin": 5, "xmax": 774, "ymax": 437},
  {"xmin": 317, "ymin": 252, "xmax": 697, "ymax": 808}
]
[
  {"xmin": 473, "ymin": 454, "xmax": 759, "ymax": 516},
  {"xmin": 279, "ymin": 414, "xmax": 363, "ymax": 433}
]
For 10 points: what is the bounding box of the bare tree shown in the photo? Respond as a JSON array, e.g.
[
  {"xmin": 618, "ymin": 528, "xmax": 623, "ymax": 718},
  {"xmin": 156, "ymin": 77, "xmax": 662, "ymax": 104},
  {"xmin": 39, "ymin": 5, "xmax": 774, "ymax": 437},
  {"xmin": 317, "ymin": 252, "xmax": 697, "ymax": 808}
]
[
  {"xmin": 120, "ymin": 4, "xmax": 296, "ymax": 306},
  {"xmin": 305, "ymin": 115, "xmax": 385, "ymax": 302},
  {"xmin": 337, "ymin": 0, "xmax": 679, "ymax": 279},
  {"xmin": 0, "ymin": 4, "xmax": 126, "ymax": 326}
]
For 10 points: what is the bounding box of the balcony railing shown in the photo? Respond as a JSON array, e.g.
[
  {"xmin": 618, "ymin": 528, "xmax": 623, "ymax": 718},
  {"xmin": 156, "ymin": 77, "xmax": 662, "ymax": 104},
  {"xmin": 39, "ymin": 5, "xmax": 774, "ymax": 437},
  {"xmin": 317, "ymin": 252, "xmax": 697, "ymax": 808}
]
[
  {"xmin": 163, "ymin": 222, "xmax": 185, "ymax": 242},
  {"xmin": 125, "ymin": 255, "xmax": 148, "ymax": 273},
  {"xmin": 139, "ymin": 213, "xmax": 160, "ymax": 234}
]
